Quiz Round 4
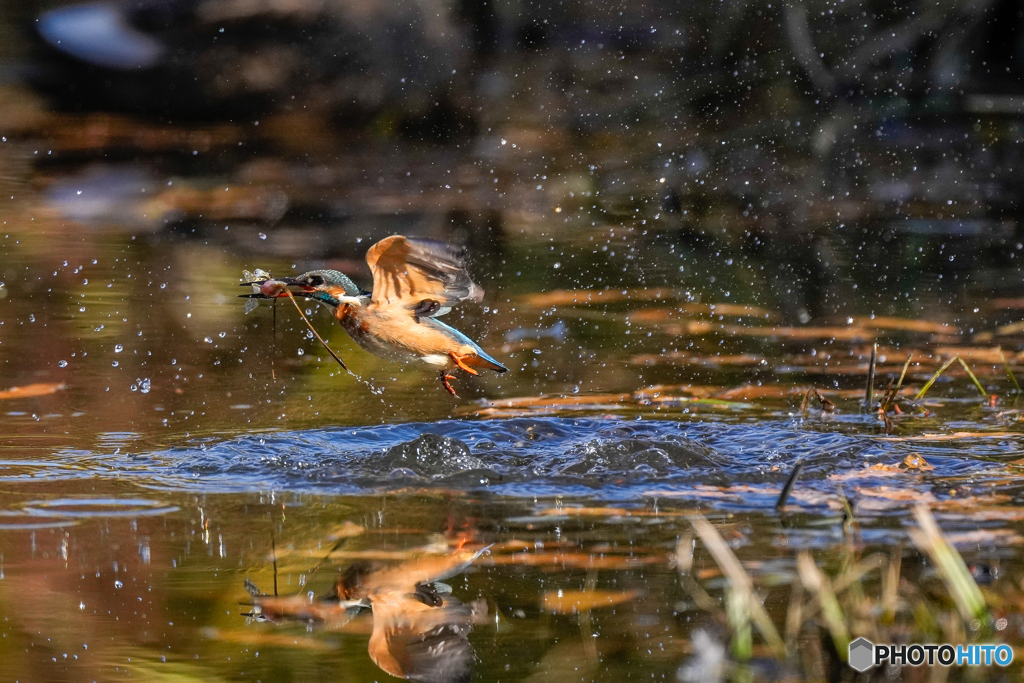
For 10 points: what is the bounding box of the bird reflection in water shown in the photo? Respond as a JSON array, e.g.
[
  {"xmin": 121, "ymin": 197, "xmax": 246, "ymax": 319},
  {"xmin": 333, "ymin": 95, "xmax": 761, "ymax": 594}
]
[{"xmin": 244, "ymin": 545, "xmax": 489, "ymax": 683}]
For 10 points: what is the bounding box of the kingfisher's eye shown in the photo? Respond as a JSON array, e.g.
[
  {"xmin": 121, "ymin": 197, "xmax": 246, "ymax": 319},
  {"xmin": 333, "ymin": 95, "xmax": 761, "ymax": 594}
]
[{"xmin": 306, "ymin": 275, "xmax": 325, "ymax": 286}]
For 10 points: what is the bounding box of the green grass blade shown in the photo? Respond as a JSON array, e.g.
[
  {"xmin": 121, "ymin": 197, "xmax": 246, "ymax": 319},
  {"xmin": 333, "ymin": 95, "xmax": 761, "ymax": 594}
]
[
  {"xmin": 956, "ymin": 357, "xmax": 988, "ymax": 398},
  {"xmin": 909, "ymin": 505, "xmax": 987, "ymax": 624},
  {"xmin": 895, "ymin": 353, "xmax": 914, "ymax": 392},
  {"xmin": 999, "ymin": 348, "xmax": 1020, "ymax": 392},
  {"xmin": 914, "ymin": 356, "xmax": 958, "ymax": 401},
  {"xmin": 691, "ymin": 515, "xmax": 786, "ymax": 657},
  {"xmin": 796, "ymin": 551, "xmax": 850, "ymax": 659}
]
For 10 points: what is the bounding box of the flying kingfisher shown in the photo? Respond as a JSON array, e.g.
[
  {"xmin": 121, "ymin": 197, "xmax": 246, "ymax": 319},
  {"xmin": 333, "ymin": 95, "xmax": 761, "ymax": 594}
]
[{"xmin": 241, "ymin": 235, "xmax": 508, "ymax": 396}]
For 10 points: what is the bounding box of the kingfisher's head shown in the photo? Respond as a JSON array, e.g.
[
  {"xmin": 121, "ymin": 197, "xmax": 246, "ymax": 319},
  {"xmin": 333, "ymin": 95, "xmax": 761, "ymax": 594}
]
[{"xmin": 282, "ymin": 270, "xmax": 362, "ymax": 308}]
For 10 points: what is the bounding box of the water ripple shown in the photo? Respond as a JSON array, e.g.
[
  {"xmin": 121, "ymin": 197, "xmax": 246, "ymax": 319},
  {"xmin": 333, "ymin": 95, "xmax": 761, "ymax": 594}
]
[{"xmin": 127, "ymin": 418, "xmax": 1014, "ymax": 510}]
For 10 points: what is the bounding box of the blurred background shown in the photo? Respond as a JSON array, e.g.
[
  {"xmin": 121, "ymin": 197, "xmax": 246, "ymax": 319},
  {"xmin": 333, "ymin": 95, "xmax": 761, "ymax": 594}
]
[
  {"xmin": 3, "ymin": 3, "xmax": 1024, "ymax": 682},
  {"xmin": 2, "ymin": 0, "xmax": 1024, "ymax": 431}
]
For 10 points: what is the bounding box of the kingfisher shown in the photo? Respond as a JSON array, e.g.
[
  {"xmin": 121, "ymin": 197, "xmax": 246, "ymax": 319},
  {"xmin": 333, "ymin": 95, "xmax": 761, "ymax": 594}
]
[{"xmin": 242, "ymin": 235, "xmax": 507, "ymax": 396}]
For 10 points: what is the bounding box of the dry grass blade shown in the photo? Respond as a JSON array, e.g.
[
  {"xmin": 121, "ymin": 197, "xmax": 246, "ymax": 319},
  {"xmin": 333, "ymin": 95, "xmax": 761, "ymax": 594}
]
[
  {"xmin": 283, "ymin": 288, "xmax": 351, "ymax": 374},
  {"xmin": 956, "ymin": 357, "xmax": 988, "ymax": 398},
  {"xmin": 999, "ymin": 348, "xmax": 1021, "ymax": 392},
  {"xmin": 690, "ymin": 515, "xmax": 786, "ymax": 657},
  {"xmin": 914, "ymin": 356, "xmax": 959, "ymax": 400},
  {"xmin": 908, "ymin": 505, "xmax": 987, "ymax": 623},
  {"xmin": 896, "ymin": 353, "xmax": 914, "ymax": 392},
  {"xmin": 726, "ymin": 586, "xmax": 752, "ymax": 660},
  {"xmin": 799, "ymin": 389, "xmax": 811, "ymax": 413},
  {"xmin": 796, "ymin": 551, "xmax": 850, "ymax": 660},
  {"xmin": 816, "ymin": 390, "xmax": 836, "ymax": 412},
  {"xmin": 784, "ymin": 580, "xmax": 804, "ymax": 649},
  {"xmin": 881, "ymin": 549, "xmax": 901, "ymax": 624}
]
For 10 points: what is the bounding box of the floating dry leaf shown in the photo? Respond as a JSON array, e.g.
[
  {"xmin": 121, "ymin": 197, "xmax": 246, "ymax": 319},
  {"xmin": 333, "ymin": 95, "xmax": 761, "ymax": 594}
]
[
  {"xmin": 630, "ymin": 352, "xmax": 766, "ymax": 367},
  {"xmin": 542, "ymin": 589, "xmax": 643, "ymax": 614},
  {"xmin": 628, "ymin": 303, "xmax": 776, "ymax": 322},
  {"xmin": 662, "ymin": 322, "xmax": 874, "ymax": 341},
  {"xmin": 882, "ymin": 432, "xmax": 1020, "ymax": 441},
  {"xmin": 462, "ymin": 391, "xmax": 748, "ymax": 417},
  {"xmin": 272, "ymin": 547, "xmax": 445, "ymax": 563},
  {"xmin": 536, "ymin": 506, "xmax": 691, "ymax": 518},
  {"xmin": 902, "ymin": 453, "xmax": 934, "ymax": 471},
  {"xmin": 715, "ymin": 384, "xmax": 799, "ymax": 400},
  {"xmin": 0, "ymin": 382, "xmax": 66, "ymax": 400},
  {"xmin": 523, "ymin": 288, "xmax": 684, "ymax": 307},
  {"xmin": 538, "ymin": 506, "xmax": 631, "ymax": 517},
  {"xmin": 936, "ymin": 508, "xmax": 1024, "ymax": 521},
  {"xmin": 828, "ymin": 463, "xmax": 906, "ymax": 481},
  {"xmin": 932, "ymin": 347, "xmax": 1010, "ymax": 364},
  {"xmin": 943, "ymin": 530, "xmax": 1024, "ymax": 547},
  {"xmin": 931, "ymin": 494, "xmax": 1012, "ymax": 508},
  {"xmin": 852, "ymin": 317, "xmax": 959, "ymax": 335},
  {"xmin": 633, "ymin": 385, "xmax": 721, "ymax": 399},
  {"xmin": 481, "ymin": 552, "xmax": 667, "ymax": 570},
  {"xmin": 469, "ymin": 394, "xmax": 631, "ymax": 409},
  {"xmin": 855, "ymin": 486, "xmax": 933, "ymax": 502},
  {"xmin": 987, "ymin": 298, "xmax": 1024, "ymax": 310}
]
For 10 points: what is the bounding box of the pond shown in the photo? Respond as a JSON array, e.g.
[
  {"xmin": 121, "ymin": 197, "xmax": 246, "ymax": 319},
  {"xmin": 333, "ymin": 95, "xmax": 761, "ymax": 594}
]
[{"xmin": 2, "ymin": 1, "xmax": 1024, "ymax": 681}]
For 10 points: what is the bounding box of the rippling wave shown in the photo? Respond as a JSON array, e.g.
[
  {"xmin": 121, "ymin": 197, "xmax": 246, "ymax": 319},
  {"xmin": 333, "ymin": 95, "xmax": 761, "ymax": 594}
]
[{"xmin": 113, "ymin": 418, "xmax": 1012, "ymax": 511}]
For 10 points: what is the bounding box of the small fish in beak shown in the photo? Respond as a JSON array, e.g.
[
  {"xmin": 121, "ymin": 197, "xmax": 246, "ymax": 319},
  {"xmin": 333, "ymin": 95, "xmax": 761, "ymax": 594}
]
[{"xmin": 238, "ymin": 269, "xmax": 308, "ymax": 314}]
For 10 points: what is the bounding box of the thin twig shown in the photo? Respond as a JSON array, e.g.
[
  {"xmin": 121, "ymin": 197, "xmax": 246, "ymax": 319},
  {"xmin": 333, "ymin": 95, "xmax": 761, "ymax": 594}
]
[
  {"xmin": 271, "ymin": 533, "xmax": 279, "ymax": 597},
  {"xmin": 283, "ymin": 289, "xmax": 351, "ymax": 374},
  {"xmin": 864, "ymin": 342, "xmax": 877, "ymax": 410}
]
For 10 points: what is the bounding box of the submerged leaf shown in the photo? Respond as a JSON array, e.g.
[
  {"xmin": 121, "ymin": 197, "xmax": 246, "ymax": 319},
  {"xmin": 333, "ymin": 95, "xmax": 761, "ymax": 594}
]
[
  {"xmin": 542, "ymin": 589, "xmax": 642, "ymax": 614},
  {"xmin": 0, "ymin": 382, "xmax": 65, "ymax": 400},
  {"xmin": 902, "ymin": 453, "xmax": 934, "ymax": 471}
]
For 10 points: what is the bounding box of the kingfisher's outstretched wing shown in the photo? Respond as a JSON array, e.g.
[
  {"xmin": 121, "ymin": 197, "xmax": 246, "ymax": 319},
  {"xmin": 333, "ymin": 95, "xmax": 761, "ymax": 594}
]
[{"xmin": 365, "ymin": 235, "xmax": 483, "ymax": 317}]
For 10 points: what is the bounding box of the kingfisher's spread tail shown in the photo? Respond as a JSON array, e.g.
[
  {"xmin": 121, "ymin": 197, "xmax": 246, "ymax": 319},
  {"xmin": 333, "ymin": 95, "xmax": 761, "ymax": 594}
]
[{"xmin": 464, "ymin": 349, "xmax": 508, "ymax": 374}]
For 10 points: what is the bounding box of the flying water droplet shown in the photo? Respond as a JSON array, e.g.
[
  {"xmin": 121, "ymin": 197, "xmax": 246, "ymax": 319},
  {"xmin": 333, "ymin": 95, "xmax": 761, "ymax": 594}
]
[
  {"xmin": 58, "ymin": 360, "xmax": 68, "ymax": 368},
  {"xmin": 114, "ymin": 344, "xmax": 123, "ymax": 353},
  {"xmin": 204, "ymin": 337, "xmax": 213, "ymax": 344},
  {"xmin": 259, "ymin": 232, "xmax": 267, "ymax": 240},
  {"xmin": 113, "ymin": 580, "xmax": 123, "ymax": 589},
  {"xmin": 139, "ymin": 378, "xmax": 151, "ymax": 394}
]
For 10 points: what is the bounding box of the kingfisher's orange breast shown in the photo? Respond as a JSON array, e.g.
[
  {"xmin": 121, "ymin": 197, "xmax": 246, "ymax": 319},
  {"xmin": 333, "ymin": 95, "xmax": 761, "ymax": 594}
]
[{"xmin": 334, "ymin": 304, "xmax": 475, "ymax": 363}]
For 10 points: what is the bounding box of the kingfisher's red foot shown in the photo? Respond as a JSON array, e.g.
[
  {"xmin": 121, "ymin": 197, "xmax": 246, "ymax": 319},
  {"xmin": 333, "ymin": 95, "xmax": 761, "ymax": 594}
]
[
  {"xmin": 448, "ymin": 352, "xmax": 479, "ymax": 375},
  {"xmin": 440, "ymin": 371, "xmax": 458, "ymax": 397}
]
